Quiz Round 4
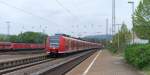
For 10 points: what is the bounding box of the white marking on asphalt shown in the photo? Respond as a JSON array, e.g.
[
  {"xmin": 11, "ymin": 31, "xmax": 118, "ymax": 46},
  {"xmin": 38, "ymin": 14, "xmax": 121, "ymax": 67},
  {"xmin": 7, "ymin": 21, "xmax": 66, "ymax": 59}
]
[{"xmin": 82, "ymin": 50, "xmax": 102, "ymax": 75}]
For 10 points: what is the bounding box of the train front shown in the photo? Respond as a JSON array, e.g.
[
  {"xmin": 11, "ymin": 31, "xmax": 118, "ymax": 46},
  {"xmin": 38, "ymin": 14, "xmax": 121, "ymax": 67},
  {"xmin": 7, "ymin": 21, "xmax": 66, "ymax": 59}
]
[
  {"xmin": 46, "ymin": 35, "xmax": 64, "ymax": 55},
  {"xmin": 46, "ymin": 35, "xmax": 60, "ymax": 55}
]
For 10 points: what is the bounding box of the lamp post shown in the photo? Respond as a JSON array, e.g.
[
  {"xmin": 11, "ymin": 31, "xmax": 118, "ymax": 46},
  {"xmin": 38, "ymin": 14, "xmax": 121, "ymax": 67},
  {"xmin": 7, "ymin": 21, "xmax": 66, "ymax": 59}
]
[
  {"xmin": 116, "ymin": 24, "xmax": 122, "ymax": 49},
  {"xmin": 128, "ymin": 1, "xmax": 135, "ymax": 44},
  {"xmin": 6, "ymin": 21, "xmax": 10, "ymax": 41},
  {"xmin": 112, "ymin": 0, "xmax": 116, "ymax": 35}
]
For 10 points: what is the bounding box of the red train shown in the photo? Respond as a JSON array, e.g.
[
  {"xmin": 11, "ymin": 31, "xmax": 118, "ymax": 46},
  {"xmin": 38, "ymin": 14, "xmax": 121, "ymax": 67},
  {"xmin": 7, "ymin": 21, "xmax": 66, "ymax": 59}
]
[
  {"xmin": 0, "ymin": 42, "xmax": 45, "ymax": 51},
  {"xmin": 0, "ymin": 34, "xmax": 101, "ymax": 54},
  {"xmin": 45, "ymin": 34, "xmax": 101, "ymax": 55}
]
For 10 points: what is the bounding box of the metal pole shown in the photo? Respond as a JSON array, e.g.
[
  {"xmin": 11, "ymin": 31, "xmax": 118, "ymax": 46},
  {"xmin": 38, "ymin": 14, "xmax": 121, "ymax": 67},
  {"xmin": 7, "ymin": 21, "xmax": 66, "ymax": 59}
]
[
  {"xmin": 112, "ymin": 0, "xmax": 114, "ymax": 35},
  {"xmin": 117, "ymin": 24, "xmax": 120, "ymax": 49},
  {"xmin": 106, "ymin": 18, "xmax": 109, "ymax": 36},
  {"xmin": 22, "ymin": 26, "xmax": 24, "ymax": 33},
  {"xmin": 132, "ymin": 2, "xmax": 135, "ymax": 44},
  {"xmin": 20, "ymin": 26, "xmax": 25, "ymax": 42},
  {"xmin": 6, "ymin": 21, "xmax": 10, "ymax": 36},
  {"xmin": 112, "ymin": 0, "xmax": 116, "ymax": 35},
  {"xmin": 106, "ymin": 18, "xmax": 109, "ymax": 46},
  {"xmin": 6, "ymin": 21, "xmax": 10, "ymax": 41},
  {"xmin": 116, "ymin": 24, "xmax": 122, "ymax": 49},
  {"xmin": 40, "ymin": 25, "xmax": 42, "ymax": 33},
  {"xmin": 128, "ymin": 1, "xmax": 135, "ymax": 44},
  {"xmin": 114, "ymin": 0, "xmax": 116, "ymax": 34}
]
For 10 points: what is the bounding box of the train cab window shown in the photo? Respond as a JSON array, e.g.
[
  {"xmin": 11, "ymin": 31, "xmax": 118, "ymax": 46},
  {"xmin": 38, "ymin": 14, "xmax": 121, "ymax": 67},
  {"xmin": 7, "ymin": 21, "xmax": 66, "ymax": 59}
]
[{"xmin": 50, "ymin": 36, "xmax": 59, "ymax": 48}]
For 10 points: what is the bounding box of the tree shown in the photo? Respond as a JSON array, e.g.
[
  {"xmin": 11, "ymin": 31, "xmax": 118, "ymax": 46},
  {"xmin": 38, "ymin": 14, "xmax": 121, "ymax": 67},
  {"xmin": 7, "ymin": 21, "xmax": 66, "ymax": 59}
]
[
  {"xmin": 0, "ymin": 32, "xmax": 47, "ymax": 43},
  {"xmin": 0, "ymin": 35, "xmax": 6, "ymax": 42},
  {"xmin": 134, "ymin": 0, "xmax": 150, "ymax": 41},
  {"xmin": 17, "ymin": 32, "xmax": 47, "ymax": 43},
  {"xmin": 8, "ymin": 35, "xmax": 18, "ymax": 42},
  {"xmin": 119, "ymin": 23, "xmax": 132, "ymax": 44},
  {"xmin": 110, "ymin": 23, "xmax": 131, "ymax": 52}
]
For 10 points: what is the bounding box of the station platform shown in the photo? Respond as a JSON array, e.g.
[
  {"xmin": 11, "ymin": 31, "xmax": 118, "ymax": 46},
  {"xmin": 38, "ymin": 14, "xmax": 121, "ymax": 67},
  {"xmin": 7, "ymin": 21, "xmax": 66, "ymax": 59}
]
[{"xmin": 66, "ymin": 49, "xmax": 143, "ymax": 75}]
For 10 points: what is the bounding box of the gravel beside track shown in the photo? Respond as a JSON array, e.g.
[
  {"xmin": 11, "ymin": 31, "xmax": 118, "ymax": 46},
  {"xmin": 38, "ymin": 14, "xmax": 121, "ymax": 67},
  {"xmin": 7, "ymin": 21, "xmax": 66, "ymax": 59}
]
[
  {"xmin": 0, "ymin": 53, "xmax": 48, "ymax": 74},
  {"xmin": 0, "ymin": 53, "xmax": 47, "ymax": 63}
]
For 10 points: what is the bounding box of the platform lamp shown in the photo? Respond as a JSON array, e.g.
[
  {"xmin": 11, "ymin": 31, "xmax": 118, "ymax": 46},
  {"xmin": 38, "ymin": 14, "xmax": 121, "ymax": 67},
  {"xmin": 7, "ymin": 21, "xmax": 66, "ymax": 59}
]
[{"xmin": 128, "ymin": 1, "xmax": 135, "ymax": 44}]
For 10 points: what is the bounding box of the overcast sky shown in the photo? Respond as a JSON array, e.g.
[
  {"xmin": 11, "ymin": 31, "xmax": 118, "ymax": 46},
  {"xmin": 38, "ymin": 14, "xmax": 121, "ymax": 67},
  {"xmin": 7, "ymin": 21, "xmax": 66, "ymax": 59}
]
[{"xmin": 0, "ymin": 0, "xmax": 140, "ymax": 37}]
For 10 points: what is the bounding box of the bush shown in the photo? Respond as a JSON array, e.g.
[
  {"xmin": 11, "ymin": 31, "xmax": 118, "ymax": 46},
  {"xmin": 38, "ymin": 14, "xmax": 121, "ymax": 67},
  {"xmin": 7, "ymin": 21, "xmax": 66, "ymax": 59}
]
[
  {"xmin": 106, "ymin": 43, "xmax": 117, "ymax": 53},
  {"xmin": 124, "ymin": 44, "xmax": 150, "ymax": 69}
]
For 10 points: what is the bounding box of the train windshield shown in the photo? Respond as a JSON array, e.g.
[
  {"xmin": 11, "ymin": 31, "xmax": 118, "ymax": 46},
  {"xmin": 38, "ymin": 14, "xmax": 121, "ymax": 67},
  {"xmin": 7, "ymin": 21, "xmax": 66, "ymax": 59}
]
[{"xmin": 50, "ymin": 36, "xmax": 59, "ymax": 48}]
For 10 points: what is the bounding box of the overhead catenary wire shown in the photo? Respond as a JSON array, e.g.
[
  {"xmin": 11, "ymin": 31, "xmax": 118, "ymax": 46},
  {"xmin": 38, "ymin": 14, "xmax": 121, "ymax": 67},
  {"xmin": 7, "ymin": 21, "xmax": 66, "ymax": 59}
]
[
  {"xmin": 55, "ymin": 0, "xmax": 82, "ymax": 23},
  {"xmin": 55, "ymin": 0, "xmax": 83, "ymax": 36},
  {"xmin": 0, "ymin": 0, "xmax": 60, "ymax": 26}
]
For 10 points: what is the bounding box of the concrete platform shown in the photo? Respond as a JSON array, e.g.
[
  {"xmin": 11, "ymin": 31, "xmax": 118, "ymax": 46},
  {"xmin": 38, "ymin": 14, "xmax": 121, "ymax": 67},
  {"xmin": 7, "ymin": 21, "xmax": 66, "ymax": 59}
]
[{"xmin": 66, "ymin": 49, "xmax": 143, "ymax": 75}]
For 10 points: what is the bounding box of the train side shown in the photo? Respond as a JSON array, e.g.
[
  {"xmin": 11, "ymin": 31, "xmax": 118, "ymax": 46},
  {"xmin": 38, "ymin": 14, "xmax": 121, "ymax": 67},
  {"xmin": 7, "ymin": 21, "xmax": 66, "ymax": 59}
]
[
  {"xmin": 0, "ymin": 34, "xmax": 101, "ymax": 53},
  {"xmin": 0, "ymin": 42, "xmax": 11, "ymax": 50},
  {"xmin": 0, "ymin": 42, "xmax": 45, "ymax": 51},
  {"xmin": 46, "ymin": 35, "xmax": 101, "ymax": 55}
]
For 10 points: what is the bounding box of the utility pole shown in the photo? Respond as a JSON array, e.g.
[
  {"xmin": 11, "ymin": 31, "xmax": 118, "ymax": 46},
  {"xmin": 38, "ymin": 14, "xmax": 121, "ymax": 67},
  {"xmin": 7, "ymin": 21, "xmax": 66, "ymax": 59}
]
[
  {"xmin": 6, "ymin": 21, "xmax": 10, "ymax": 41},
  {"xmin": 106, "ymin": 18, "xmax": 109, "ymax": 36},
  {"xmin": 112, "ymin": 0, "xmax": 116, "ymax": 35},
  {"xmin": 116, "ymin": 24, "xmax": 122, "ymax": 49},
  {"xmin": 6, "ymin": 21, "xmax": 10, "ymax": 36},
  {"xmin": 106, "ymin": 18, "xmax": 109, "ymax": 46},
  {"xmin": 43, "ymin": 26, "xmax": 46, "ymax": 34},
  {"xmin": 22, "ymin": 26, "xmax": 24, "ymax": 33},
  {"xmin": 109, "ymin": 28, "xmax": 112, "ymax": 37},
  {"xmin": 40, "ymin": 25, "xmax": 42, "ymax": 33},
  {"xmin": 128, "ymin": 1, "xmax": 135, "ymax": 44}
]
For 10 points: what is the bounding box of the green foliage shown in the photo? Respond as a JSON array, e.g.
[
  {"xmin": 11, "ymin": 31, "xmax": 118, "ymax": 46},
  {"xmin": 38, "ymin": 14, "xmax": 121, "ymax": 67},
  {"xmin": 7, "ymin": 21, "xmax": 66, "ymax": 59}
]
[
  {"xmin": 0, "ymin": 35, "xmax": 7, "ymax": 41},
  {"xmin": 0, "ymin": 32, "xmax": 47, "ymax": 43},
  {"xmin": 108, "ymin": 23, "xmax": 131, "ymax": 53},
  {"xmin": 8, "ymin": 35, "xmax": 18, "ymax": 42},
  {"xmin": 106, "ymin": 43, "xmax": 117, "ymax": 53},
  {"xmin": 124, "ymin": 44, "xmax": 150, "ymax": 69},
  {"xmin": 17, "ymin": 32, "xmax": 47, "ymax": 43},
  {"xmin": 134, "ymin": 0, "xmax": 150, "ymax": 41},
  {"xmin": 124, "ymin": 0, "xmax": 150, "ymax": 70}
]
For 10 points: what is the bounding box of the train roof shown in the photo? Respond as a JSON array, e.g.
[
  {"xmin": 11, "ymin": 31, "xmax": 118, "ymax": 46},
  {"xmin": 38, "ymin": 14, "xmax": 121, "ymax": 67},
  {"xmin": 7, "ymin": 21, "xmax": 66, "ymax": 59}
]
[{"xmin": 53, "ymin": 34, "xmax": 100, "ymax": 45}]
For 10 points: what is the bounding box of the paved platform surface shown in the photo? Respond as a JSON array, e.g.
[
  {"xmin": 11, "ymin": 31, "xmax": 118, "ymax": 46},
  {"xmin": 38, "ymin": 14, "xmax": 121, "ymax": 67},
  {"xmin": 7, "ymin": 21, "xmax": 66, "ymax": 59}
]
[{"xmin": 66, "ymin": 49, "xmax": 143, "ymax": 75}]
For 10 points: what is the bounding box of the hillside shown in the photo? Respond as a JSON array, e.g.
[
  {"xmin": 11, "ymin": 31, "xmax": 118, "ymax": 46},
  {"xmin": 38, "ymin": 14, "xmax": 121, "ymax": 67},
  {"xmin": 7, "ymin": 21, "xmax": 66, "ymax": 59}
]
[{"xmin": 83, "ymin": 35, "xmax": 112, "ymax": 41}]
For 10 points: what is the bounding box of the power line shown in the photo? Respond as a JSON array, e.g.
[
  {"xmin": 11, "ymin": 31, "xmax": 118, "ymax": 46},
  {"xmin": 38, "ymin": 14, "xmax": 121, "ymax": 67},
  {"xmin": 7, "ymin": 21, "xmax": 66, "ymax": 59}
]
[
  {"xmin": 6, "ymin": 21, "xmax": 10, "ymax": 36},
  {"xmin": 56, "ymin": 0, "xmax": 87, "ymax": 36},
  {"xmin": 112, "ymin": 0, "xmax": 116, "ymax": 35},
  {"xmin": 0, "ymin": 0, "xmax": 60, "ymax": 26},
  {"xmin": 55, "ymin": 0, "xmax": 81, "ymax": 22}
]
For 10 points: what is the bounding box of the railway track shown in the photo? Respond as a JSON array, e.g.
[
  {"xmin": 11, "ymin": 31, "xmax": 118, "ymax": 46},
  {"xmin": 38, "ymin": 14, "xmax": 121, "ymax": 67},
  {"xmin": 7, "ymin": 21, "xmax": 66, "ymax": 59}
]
[
  {"xmin": 0, "ymin": 53, "xmax": 50, "ymax": 74},
  {"xmin": 1, "ymin": 49, "xmax": 99, "ymax": 75}
]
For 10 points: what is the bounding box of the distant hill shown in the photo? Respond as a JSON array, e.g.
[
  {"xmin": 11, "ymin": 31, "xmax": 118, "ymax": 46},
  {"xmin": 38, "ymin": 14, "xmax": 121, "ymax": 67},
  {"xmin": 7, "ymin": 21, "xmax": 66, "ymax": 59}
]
[{"xmin": 83, "ymin": 34, "xmax": 112, "ymax": 41}]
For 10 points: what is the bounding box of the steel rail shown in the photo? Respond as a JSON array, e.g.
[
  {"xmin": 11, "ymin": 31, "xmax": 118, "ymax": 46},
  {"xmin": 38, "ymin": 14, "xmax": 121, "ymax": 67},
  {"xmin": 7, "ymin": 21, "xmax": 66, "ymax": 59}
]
[{"xmin": 31, "ymin": 49, "xmax": 99, "ymax": 75}]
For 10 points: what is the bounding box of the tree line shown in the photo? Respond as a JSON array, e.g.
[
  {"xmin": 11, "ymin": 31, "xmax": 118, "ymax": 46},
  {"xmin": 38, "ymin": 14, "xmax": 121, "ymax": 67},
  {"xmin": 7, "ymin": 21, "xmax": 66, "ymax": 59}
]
[
  {"xmin": 0, "ymin": 32, "xmax": 47, "ymax": 44},
  {"xmin": 134, "ymin": 0, "xmax": 150, "ymax": 42},
  {"xmin": 107, "ymin": 23, "xmax": 132, "ymax": 53}
]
